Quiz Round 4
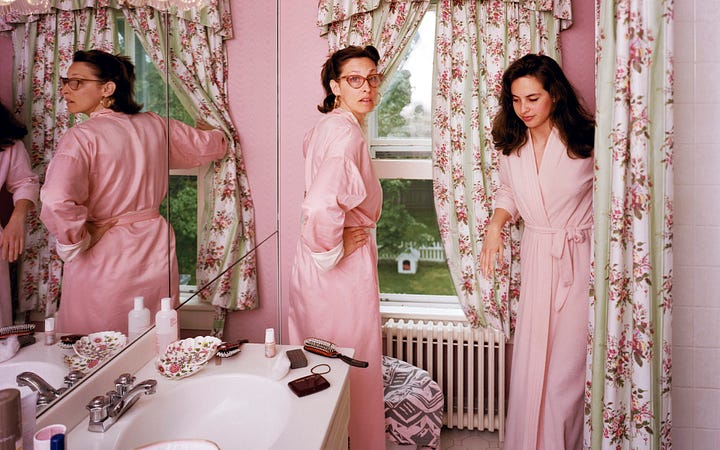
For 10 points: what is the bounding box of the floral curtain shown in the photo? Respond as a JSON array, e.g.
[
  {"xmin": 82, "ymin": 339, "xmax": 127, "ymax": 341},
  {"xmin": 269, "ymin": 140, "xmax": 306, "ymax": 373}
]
[
  {"xmin": 319, "ymin": 0, "xmax": 429, "ymax": 91},
  {"xmin": 1, "ymin": 3, "xmax": 119, "ymax": 317},
  {"xmin": 123, "ymin": 3, "xmax": 258, "ymax": 336},
  {"xmin": 586, "ymin": 0, "xmax": 673, "ymax": 447},
  {"xmin": 432, "ymin": 0, "xmax": 570, "ymax": 336}
]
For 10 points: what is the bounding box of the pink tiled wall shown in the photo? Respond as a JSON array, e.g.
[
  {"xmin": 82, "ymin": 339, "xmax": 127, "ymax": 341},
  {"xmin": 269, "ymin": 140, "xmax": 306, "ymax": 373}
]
[{"xmin": 673, "ymin": 0, "xmax": 720, "ymax": 447}]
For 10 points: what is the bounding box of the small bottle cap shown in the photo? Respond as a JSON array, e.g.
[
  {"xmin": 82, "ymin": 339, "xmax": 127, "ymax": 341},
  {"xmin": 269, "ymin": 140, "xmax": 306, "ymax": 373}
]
[
  {"xmin": 45, "ymin": 317, "xmax": 55, "ymax": 332},
  {"xmin": 133, "ymin": 296, "xmax": 145, "ymax": 310},
  {"xmin": 161, "ymin": 297, "xmax": 172, "ymax": 311},
  {"xmin": 265, "ymin": 328, "xmax": 275, "ymax": 343}
]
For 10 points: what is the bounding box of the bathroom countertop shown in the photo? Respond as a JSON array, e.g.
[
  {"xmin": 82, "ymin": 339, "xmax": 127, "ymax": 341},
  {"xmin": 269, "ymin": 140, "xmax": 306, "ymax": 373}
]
[{"xmin": 64, "ymin": 342, "xmax": 353, "ymax": 449}]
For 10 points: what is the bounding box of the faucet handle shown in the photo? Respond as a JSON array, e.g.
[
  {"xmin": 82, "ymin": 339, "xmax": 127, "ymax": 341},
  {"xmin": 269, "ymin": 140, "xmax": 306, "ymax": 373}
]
[
  {"xmin": 86, "ymin": 395, "xmax": 109, "ymax": 422},
  {"xmin": 64, "ymin": 370, "xmax": 85, "ymax": 388},
  {"xmin": 114, "ymin": 373, "xmax": 135, "ymax": 396}
]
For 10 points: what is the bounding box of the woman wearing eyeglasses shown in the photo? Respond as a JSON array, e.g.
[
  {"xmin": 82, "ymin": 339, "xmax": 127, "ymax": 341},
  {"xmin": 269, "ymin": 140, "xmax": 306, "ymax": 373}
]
[
  {"xmin": 40, "ymin": 49, "xmax": 226, "ymax": 335},
  {"xmin": 288, "ymin": 45, "xmax": 385, "ymax": 449}
]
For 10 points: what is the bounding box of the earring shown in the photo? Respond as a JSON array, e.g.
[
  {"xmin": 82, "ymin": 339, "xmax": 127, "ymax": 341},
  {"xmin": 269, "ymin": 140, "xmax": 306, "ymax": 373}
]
[
  {"xmin": 333, "ymin": 96, "xmax": 341, "ymax": 109},
  {"xmin": 101, "ymin": 97, "xmax": 114, "ymax": 109}
]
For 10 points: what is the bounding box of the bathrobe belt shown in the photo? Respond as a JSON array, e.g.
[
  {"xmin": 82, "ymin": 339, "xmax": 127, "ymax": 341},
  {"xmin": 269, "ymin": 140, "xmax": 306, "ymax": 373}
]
[
  {"xmin": 524, "ymin": 223, "xmax": 592, "ymax": 311},
  {"xmin": 90, "ymin": 207, "xmax": 161, "ymax": 227}
]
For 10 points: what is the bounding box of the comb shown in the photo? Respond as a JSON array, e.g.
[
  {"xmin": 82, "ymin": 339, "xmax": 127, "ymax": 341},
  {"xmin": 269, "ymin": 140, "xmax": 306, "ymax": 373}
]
[{"xmin": 303, "ymin": 337, "xmax": 369, "ymax": 368}]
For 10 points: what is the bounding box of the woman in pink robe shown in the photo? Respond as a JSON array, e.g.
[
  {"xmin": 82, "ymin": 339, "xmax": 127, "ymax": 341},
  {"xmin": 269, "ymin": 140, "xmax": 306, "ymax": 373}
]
[
  {"xmin": 40, "ymin": 50, "xmax": 225, "ymax": 335},
  {"xmin": 288, "ymin": 46, "xmax": 385, "ymax": 449},
  {"xmin": 0, "ymin": 102, "xmax": 39, "ymax": 327},
  {"xmin": 481, "ymin": 54, "xmax": 595, "ymax": 449}
]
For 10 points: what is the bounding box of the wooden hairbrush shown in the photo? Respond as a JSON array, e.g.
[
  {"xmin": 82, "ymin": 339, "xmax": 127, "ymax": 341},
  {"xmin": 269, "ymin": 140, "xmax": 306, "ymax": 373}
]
[{"xmin": 303, "ymin": 337, "xmax": 369, "ymax": 368}]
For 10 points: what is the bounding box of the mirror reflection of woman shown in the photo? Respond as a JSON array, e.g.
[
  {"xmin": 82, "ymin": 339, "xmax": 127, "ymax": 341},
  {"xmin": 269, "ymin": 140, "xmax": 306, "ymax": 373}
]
[
  {"xmin": 288, "ymin": 46, "xmax": 385, "ymax": 448},
  {"xmin": 0, "ymin": 101, "xmax": 39, "ymax": 327},
  {"xmin": 40, "ymin": 50, "xmax": 226, "ymax": 335}
]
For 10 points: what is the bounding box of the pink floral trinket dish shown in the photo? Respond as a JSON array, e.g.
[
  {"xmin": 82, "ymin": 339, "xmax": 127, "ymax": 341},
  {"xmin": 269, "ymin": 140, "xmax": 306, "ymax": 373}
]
[
  {"xmin": 156, "ymin": 336, "xmax": 222, "ymax": 379},
  {"xmin": 64, "ymin": 331, "xmax": 127, "ymax": 373}
]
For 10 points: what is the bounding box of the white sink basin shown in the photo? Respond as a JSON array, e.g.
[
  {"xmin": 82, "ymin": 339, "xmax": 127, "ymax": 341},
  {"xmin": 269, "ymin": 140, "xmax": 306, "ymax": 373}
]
[
  {"xmin": 115, "ymin": 373, "xmax": 291, "ymax": 449},
  {"xmin": 0, "ymin": 361, "xmax": 67, "ymax": 392}
]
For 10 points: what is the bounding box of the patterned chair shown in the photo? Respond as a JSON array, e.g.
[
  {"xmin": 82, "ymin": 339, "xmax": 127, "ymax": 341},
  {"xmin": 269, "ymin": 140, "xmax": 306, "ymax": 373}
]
[{"xmin": 382, "ymin": 355, "xmax": 444, "ymax": 449}]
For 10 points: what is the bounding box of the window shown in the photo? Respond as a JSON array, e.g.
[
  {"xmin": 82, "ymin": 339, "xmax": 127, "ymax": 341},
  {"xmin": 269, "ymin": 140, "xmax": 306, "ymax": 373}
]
[
  {"xmin": 371, "ymin": 7, "xmax": 457, "ymax": 305},
  {"xmin": 116, "ymin": 18, "xmax": 200, "ymax": 287}
]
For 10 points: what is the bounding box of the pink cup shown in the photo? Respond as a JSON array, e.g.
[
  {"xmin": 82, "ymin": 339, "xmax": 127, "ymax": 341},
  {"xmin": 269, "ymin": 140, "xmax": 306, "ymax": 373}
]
[{"xmin": 33, "ymin": 424, "xmax": 66, "ymax": 450}]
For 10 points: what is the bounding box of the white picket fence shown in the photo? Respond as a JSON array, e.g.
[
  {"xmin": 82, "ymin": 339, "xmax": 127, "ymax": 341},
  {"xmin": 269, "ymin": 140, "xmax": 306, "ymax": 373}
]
[{"xmin": 379, "ymin": 242, "xmax": 445, "ymax": 262}]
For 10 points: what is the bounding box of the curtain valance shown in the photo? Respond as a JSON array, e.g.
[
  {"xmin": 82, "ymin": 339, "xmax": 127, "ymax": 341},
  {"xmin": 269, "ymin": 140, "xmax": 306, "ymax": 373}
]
[
  {"xmin": 318, "ymin": 0, "xmax": 573, "ymax": 35},
  {"xmin": 0, "ymin": 0, "xmax": 231, "ymax": 37}
]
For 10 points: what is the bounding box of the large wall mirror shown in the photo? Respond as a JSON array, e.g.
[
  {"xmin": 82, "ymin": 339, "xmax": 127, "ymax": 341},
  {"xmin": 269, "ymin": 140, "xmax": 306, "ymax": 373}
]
[{"xmin": 0, "ymin": 0, "xmax": 279, "ymax": 419}]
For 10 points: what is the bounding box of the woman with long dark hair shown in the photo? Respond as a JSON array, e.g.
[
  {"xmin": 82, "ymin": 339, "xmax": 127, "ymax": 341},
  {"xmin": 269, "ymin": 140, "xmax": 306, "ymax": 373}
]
[
  {"xmin": 480, "ymin": 54, "xmax": 595, "ymax": 449},
  {"xmin": 41, "ymin": 49, "xmax": 226, "ymax": 335},
  {"xmin": 0, "ymin": 101, "xmax": 39, "ymax": 327}
]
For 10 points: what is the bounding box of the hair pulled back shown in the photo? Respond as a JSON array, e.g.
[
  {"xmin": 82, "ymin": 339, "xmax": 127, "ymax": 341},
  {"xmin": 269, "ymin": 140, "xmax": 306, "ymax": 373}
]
[
  {"xmin": 318, "ymin": 45, "xmax": 380, "ymax": 113},
  {"xmin": 0, "ymin": 101, "xmax": 28, "ymax": 150},
  {"xmin": 73, "ymin": 49, "xmax": 143, "ymax": 115},
  {"xmin": 491, "ymin": 53, "xmax": 595, "ymax": 158}
]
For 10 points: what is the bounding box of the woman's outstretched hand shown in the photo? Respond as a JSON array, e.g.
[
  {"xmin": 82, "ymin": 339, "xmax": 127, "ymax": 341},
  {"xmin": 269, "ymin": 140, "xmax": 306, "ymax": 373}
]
[
  {"xmin": 479, "ymin": 227, "xmax": 504, "ymax": 279},
  {"xmin": 342, "ymin": 226, "xmax": 369, "ymax": 259}
]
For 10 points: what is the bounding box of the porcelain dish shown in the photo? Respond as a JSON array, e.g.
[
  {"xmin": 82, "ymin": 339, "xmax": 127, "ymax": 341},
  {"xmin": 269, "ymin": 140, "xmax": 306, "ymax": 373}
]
[{"xmin": 156, "ymin": 336, "xmax": 222, "ymax": 379}]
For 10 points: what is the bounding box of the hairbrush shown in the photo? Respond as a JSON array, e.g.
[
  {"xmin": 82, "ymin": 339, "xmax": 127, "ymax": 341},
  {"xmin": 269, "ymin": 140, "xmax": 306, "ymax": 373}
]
[
  {"xmin": 0, "ymin": 323, "xmax": 35, "ymax": 339},
  {"xmin": 303, "ymin": 337, "xmax": 369, "ymax": 368},
  {"xmin": 216, "ymin": 339, "xmax": 248, "ymax": 358},
  {"xmin": 59, "ymin": 334, "xmax": 86, "ymax": 349}
]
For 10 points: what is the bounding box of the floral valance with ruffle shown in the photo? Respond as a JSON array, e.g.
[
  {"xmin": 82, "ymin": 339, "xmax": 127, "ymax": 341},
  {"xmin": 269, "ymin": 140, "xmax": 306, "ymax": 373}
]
[
  {"xmin": 0, "ymin": 0, "xmax": 231, "ymax": 36},
  {"xmin": 317, "ymin": 0, "xmax": 573, "ymax": 35}
]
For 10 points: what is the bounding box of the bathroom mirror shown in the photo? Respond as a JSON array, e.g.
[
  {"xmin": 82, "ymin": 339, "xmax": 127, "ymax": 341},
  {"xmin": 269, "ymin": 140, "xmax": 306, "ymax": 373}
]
[{"xmin": 0, "ymin": 0, "xmax": 279, "ymax": 419}]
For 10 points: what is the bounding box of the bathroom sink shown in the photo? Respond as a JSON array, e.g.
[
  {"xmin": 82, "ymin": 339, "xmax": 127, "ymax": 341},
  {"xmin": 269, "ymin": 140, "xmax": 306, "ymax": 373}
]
[
  {"xmin": 0, "ymin": 361, "xmax": 67, "ymax": 391},
  {"xmin": 113, "ymin": 373, "xmax": 291, "ymax": 449}
]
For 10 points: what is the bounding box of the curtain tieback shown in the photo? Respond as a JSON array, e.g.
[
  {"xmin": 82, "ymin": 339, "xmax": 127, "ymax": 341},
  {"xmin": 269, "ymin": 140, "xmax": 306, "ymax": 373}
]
[
  {"xmin": 89, "ymin": 208, "xmax": 161, "ymax": 227},
  {"xmin": 525, "ymin": 223, "xmax": 592, "ymax": 311}
]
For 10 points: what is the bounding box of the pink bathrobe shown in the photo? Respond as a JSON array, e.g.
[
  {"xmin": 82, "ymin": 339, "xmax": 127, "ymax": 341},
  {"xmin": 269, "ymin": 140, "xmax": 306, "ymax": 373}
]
[
  {"xmin": 40, "ymin": 110, "xmax": 225, "ymax": 335},
  {"xmin": 0, "ymin": 141, "xmax": 39, "ymax": 327},
  {"xmin": 496, "ymin": 129, "xmax": 592, "ymax": 450},
  {"xmin": 288, "ymin": 108, "xmax": 385, "ymax": 449}
]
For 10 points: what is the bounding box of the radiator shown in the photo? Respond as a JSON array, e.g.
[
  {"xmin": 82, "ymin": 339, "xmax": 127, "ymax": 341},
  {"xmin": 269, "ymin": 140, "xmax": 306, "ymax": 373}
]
[{"xmin": 382, "ymin": 318, "xmax": 505, "ymax": 442}]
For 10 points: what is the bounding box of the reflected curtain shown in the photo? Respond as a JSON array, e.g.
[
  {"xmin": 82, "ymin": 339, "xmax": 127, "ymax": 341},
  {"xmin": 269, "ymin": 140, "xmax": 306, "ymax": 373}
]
[
  {"xmin": 123, "ymin": 3, "xmax": 258, "ymax": 336},
  {"xmin": 1, "ymin": 4, "xmax": 119, "ymax": 317},
  {"xmin": 318, "ymin": 0, "xmax": 429, "ymax": 91},
  {"xmin": 587, "ymin": 0, "xmax": 673, "ymax": 446},
  {"xmin": 431, "ymin": 0, "xmax": 570, "ymax": 335}
]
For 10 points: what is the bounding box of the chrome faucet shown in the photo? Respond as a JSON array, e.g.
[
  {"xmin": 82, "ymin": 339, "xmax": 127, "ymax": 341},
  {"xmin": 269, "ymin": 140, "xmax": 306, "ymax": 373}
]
[
  {"xmin": 17, "ymin": 369, "xmax": 86, "ymax": 408},
  {"xmin": 86, "ymin": 373, "xmax": 157, "ymax": 432},
  {"xmin": 16, "ymin": 371, "xmax": 66, "ymax": 406}
]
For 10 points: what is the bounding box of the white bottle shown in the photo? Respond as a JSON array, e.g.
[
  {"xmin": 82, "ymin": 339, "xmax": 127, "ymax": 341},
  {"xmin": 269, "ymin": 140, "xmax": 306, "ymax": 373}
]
[
  {"xmin": 128, "ymin": 296, "xmax": 151, "ymax": 341},
  {"xmin": 155, "ymin": 297, "xmax": 178, "ymax": 356},
  {"xmin": 265, "ymin": 327, "xmax": 277, "ymax": 358}
]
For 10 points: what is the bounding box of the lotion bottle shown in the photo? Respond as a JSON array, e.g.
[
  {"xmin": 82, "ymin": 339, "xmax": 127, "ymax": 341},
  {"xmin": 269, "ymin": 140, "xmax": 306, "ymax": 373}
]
[
  {"xmin": 128, "ymin": 296, "xmax": 151, "ymax": 341},
  {"xmin": 155, "ymin": 297, "xmax": 178, "ymax": 356}
]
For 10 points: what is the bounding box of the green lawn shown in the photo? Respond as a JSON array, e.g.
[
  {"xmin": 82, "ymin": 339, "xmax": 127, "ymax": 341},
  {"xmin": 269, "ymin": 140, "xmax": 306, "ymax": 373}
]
[{"xmin": 378, "ymin": 259, "xmax": 456, "ymax": 295}]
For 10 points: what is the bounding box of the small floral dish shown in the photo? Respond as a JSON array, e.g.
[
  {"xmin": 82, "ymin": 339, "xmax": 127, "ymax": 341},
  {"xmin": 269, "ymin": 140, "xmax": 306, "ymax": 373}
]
[
  {"xmin": 156, "ymin": 336, "xmax": 222, "ymax": 379},
  {"xmin": 73, "ymin": 331, "xmax": 127, "ymax": 360},
  {"xmin": 64, "ymin": 354, "xmax": 103, "ymax": 373}
]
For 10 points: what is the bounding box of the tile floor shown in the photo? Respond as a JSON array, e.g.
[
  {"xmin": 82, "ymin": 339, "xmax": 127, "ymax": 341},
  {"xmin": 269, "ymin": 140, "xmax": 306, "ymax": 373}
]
[{"xmin": 439, "ymin": 428, "xmax": 502, "ymax": 449}]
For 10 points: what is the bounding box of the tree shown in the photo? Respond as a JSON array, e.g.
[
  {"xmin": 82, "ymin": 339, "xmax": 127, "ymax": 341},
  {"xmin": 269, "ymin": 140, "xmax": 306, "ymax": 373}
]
[
  {"xmin": 377, "ymin": 179, "xmax": 434, "ymax": 255},
  {"xmin": 377, "ymin": 69, "xmax": 412, "ymax": 137}
]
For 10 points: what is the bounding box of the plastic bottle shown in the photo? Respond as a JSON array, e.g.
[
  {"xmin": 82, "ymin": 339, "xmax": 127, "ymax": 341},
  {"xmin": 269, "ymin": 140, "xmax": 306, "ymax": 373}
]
[
  {"xmin": 127, "ymin": 296, "xmax": 151, "ymax": 341},
  {"xmin": 155, "ymin": 297, "xmax": 178, "ymax": 356},
  {"xmin": 265, "ymin": 327, "xmax": 277, "ymax": 358},
  {"xmin": 44, "ymin": 317, "xmax": 56, "ymax": 346}
]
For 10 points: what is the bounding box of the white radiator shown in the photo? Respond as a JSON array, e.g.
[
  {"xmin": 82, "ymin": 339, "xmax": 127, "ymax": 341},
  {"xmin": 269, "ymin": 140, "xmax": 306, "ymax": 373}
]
[{"xmin": 382, "ymin": 318, "xmax": 505, "ymax": 442}]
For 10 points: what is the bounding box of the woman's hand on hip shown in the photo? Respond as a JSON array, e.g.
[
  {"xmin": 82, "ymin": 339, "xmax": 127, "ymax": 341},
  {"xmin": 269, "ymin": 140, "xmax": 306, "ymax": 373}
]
[
  {"xmin": 86, "ymin": 220, "xmax": 118, "ymax": 250},
  {"xmin": 342, "ymin": 227, "xmax": 369, "ymax": 259}
]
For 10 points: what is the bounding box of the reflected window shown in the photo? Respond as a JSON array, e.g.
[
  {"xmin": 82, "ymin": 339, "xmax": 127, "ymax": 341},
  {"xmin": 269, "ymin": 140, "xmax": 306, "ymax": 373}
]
[{"xmin": 371, "ymin": 7, "xmax": 456, "ymax": 303}]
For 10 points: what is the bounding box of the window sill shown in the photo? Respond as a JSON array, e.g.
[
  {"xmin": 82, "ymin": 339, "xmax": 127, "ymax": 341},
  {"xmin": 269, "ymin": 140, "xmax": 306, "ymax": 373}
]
[{"xmin": 380, "ymin": 301, "xmax": 466, "ymax": 322}]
